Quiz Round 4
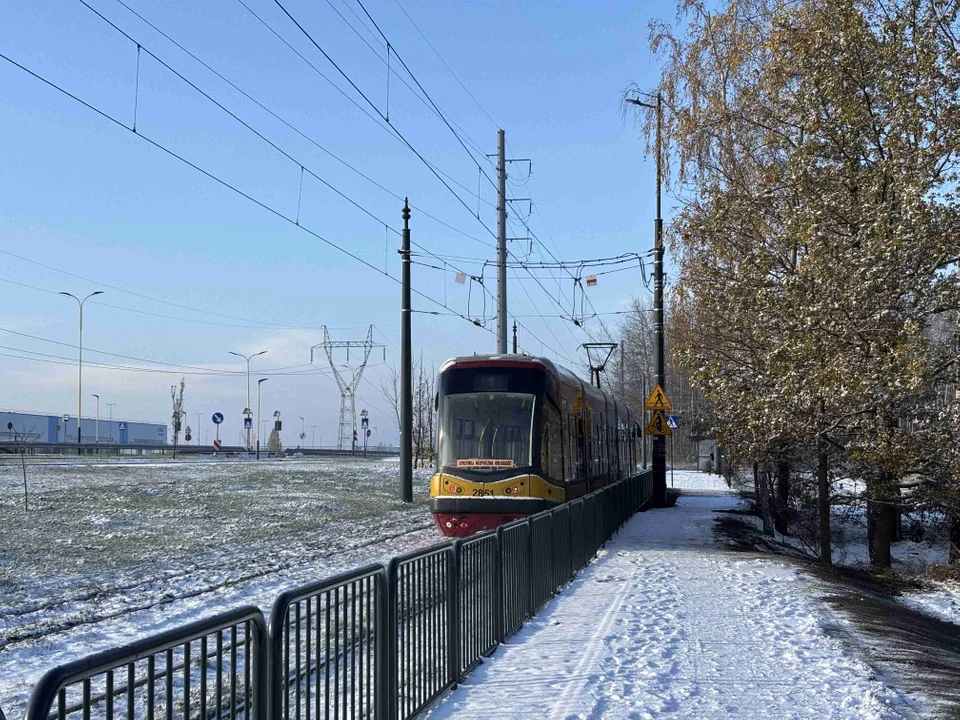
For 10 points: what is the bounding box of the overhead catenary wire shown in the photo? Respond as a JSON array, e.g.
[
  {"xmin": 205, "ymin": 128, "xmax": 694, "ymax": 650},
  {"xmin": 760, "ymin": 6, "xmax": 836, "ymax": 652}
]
[
  {"xmin": 108, "ymin": 0, "xmax": 494, "ymax": 250},
  {"xmin": 269, "ymin": 0, "xmax": 496, "ymax": 229},
  {"xmin": 0, "ymin": 49, "xmax": 578, "ymax": 365}
]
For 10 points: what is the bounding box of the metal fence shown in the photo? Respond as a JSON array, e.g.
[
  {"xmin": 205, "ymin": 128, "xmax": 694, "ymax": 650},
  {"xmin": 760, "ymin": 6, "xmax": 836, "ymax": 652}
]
[
  {"xmin": 268, "ymin": 564, "xmax": 386, "ymax": 720},
  {"xmin": 24, "ymin": 471, "xmax": 653, "ymax": 720},
  {"xmin": 24, "ymin": 606, "xmax": 267, "ymax": 720}
]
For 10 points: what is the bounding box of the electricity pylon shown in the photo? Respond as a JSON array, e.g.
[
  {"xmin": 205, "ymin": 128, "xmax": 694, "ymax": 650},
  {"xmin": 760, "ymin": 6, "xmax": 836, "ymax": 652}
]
[{"xmin": 311, "ymin": 325, "xmax": 385, "ymax": 451}]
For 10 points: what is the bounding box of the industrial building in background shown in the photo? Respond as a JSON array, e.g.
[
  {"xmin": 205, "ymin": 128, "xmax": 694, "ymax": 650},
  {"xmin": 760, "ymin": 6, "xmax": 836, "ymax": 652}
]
[{"xmin": 0, "ymin": 409, "xmax": 167, "ymax": 445}]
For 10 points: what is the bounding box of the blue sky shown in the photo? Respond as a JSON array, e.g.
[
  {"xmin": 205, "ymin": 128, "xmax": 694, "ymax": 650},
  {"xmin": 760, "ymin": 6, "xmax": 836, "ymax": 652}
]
[{"xmin": 0, "ymin": 0, "xmax": 672, "ymax": 447}]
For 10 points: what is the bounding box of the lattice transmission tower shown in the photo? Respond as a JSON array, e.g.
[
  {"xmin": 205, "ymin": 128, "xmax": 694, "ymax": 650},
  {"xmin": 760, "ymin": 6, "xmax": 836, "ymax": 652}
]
[{"xmin": 311, "ymin": 325, "xmax": 385, "ymax": 450}]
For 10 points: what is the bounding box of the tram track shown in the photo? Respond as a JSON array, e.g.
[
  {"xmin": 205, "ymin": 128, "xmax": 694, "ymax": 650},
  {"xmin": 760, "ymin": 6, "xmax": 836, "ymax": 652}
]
[{"xmin": 0, "ymin": 521, "xmax": 436, "ymax": 651}]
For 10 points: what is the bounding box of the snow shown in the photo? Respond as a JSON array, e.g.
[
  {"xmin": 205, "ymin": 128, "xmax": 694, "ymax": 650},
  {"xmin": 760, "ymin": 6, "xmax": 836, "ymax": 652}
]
[
  {"xmin": 666, "ymin": 468, "xmax": 733, "ymax": 492},
  {"xmin": 900, "ymin": 581, "xmax": 960, "ymax": 627},
  {"xmin": 0, "ymin": 456, "xmax": 440, "ymax": 719},
  {"xmin": 427, "ymin": 492, "xmax": 910, "ymax": 719}
]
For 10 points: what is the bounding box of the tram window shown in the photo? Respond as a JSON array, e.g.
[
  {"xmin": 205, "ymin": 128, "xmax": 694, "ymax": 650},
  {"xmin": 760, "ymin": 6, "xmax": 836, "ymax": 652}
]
[
  {"xmin": 568, "ymin": 416, "xmax": 580, "ymax": 482},
  {"xmin": 540, "ymin": 402, "xmax": 563, "ymax": 480},
  {"xmin": 439, "ymin": 392, "xmax": 535, "ymax": 470}
]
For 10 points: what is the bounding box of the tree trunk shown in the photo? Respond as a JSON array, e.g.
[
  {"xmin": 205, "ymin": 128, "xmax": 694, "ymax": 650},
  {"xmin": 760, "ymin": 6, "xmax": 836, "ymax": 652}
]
[
  {"xmin": 774, "ymin": 459, "xmax": 790, "ymax": 535},
  {"xmin": 867, "ymin": 473, "xmax": 897, "ymax": 570},
  {"xmin": 753, "ymin": 462, "xmax": 760, "ymax": 512},
  {"xmin": 950, "ymin": 513, "xmax": 960, "ymax": 564},
  {"xmin": 892, "ymin": 487, "xmax": 903, "ymax": 543},
  {"xmin": 758, "ymin": 465, "xmax": 774, "ymax": 536},
  {"xmin": 817, "ymin": 444, "xmax": 831, "ymax": 565},
  {"xmin": 20, "ymin": 449, "xmax": 28, "ymax": 512}
]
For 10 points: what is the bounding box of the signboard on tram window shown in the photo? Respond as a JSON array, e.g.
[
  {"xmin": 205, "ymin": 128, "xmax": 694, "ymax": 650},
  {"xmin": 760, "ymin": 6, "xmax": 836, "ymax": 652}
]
[{"xmin": 456, "ymin": 458, "xmax": 516, "ymax": 469}]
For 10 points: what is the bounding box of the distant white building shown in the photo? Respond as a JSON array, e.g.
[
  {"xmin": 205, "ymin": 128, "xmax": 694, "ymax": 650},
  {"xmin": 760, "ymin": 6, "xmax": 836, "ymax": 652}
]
[{"xmin": 0, "ymin": 409, "xmax": 167, "ymax": 444}]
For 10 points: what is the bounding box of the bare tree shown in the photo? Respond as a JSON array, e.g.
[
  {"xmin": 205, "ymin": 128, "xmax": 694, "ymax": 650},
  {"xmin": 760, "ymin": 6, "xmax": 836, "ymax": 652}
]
[
  {"xmin": 7, "ymin": 421, "xmax": 38, "ymax": 511},
  {"xmin": 378, "ymin": 365, "xmax": 401, "ymax": 434},
  {"xmin": 170, "ymin": 378, "xmax": 185, "ymax": 460}
]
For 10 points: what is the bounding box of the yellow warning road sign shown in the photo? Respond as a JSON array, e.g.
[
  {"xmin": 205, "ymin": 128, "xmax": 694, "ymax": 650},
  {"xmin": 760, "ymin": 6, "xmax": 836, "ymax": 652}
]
[
  {"xmin": 645, "ymin": 384, "xmax": 673, "ymax": 411},
  {"xmin": 644, "ymin": 411, "xmax": 672, "ymax": 436}
]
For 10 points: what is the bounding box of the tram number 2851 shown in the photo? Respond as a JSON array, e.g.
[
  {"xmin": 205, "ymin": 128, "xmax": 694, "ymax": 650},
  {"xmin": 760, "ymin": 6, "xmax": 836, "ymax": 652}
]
[{"xmin": 472, "ymin": 488, "xmax": 494, "ymax": 496}]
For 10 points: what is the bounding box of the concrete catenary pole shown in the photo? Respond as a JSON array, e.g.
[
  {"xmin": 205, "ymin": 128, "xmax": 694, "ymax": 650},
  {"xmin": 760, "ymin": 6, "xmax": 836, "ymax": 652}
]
[
  {"xmin": 497, "ymin": 129, "xmax": 508, "ymax": 354},
  {"xmin": 400, "ymin": 199, "xmax": 413, "ymax": 503},
  {"xmin": 651, "ymin": 92, "xmax": 667, "ymax": 507}
]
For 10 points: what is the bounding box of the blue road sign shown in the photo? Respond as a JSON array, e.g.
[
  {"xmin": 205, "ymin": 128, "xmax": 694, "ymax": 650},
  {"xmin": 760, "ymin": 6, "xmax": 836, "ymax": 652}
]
[
  {"xmin": 244, "ymin": 417, "xmax": 253, "ymax": 429},
  {"xmin": 666, "ymin": 415, "xmax": 679, "ymax": 430},
  {"xmin": 212, "ymin": 412, "xmax": 224, "ymax": 425}
]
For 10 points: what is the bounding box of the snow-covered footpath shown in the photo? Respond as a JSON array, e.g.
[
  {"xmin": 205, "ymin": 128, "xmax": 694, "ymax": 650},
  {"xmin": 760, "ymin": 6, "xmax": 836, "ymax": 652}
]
[{"xmin": 428, "ymin": 480, "xmax": 910, "ymax": 719}]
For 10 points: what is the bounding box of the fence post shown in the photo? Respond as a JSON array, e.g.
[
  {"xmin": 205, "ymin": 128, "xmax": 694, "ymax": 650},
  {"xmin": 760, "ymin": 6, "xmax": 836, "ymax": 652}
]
[
  {"xmin": 267, "ymin": 596, "xmax": 286, "ymax": 719},
  {"xmin": 525, "ymin": 517, "xmax": 534, "ymax": 618},
  {"xmin": 495, "ymin": 526, "xmax": 506, "ymax": 643},
  {"xmin": 384, "ymin": 558, "xmax": 399, "ymax": 720},
  {"xmin": 376, "ymin": 566, "xmax": 390, "ymax": 720},
  {"xmin": 451, "ymin": 541, "xmax": 462, "ymax": 687}
]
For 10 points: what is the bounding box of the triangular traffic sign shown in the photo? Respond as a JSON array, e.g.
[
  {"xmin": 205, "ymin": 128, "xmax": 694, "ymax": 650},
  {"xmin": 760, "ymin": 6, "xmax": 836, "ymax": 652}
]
[
  {"xmin": 644, "ymin": 410, "xmax": 672, "ymax": 436},
  {"xmin": 644, "ymin": 384, "xmax": 673, "ymax": 411}
]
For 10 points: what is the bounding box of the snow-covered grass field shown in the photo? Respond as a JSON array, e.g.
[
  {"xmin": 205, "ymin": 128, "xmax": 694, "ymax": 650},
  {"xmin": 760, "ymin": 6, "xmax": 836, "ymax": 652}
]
[{"xmin": 0, "ymin": 456, "xmax": 441, "ymax": 718}]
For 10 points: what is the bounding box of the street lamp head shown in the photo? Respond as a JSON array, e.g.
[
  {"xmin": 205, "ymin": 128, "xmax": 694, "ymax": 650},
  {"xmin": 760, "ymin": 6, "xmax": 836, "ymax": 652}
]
[
  {"xmin": 626, "ymin": 97, "xmax": 656, "ymax": 109},
  {"xmin": 228, "ymin": 351, "xmax": 243, "ymax": 359},
  {"xmin": 91, "ymin": 394, "xmax": 99, "ymax": 399},
  {"xmin": 254, "ymin": 350, "xmax": 267, "ymax": 358},
  {"xmin": 90, "ymin": 291, "xmax": 104, "ymax": 298}
]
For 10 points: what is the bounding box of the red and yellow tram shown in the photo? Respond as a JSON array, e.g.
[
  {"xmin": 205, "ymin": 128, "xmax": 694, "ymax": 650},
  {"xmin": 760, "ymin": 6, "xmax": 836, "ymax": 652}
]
[{"xmin": 430, "ymin": 354, "xmax": 642, "ymax": 537}]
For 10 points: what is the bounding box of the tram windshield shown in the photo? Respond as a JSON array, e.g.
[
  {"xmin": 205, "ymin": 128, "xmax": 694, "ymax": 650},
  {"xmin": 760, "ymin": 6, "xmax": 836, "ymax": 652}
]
[{"xmin": 439, "ymin": 392, "xmax": 535, "ymax": 471}]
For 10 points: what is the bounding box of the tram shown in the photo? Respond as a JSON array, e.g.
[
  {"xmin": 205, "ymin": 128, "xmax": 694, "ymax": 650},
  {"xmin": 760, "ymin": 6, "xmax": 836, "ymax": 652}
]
[{"xmin": 429, "ymin": 354, "xmax": 642, "ymax": 537}]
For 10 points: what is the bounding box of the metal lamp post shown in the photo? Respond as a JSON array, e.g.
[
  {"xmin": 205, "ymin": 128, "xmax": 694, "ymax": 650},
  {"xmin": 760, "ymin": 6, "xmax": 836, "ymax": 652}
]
[
  {"xmin": 299, "ymin": 416, "xmax": 304, "ymax": 449},
  {"xmin": 257, "ymin": 378, "xmax": 268, "ymax": 460},
  {"xmin": 626, "ymin": 91, "xmax": 666, "ymax": 507},
  {"xmin": 229, "ymin": 349, "xmax": 267, "ymax": 451},
  {"xmin": 107, "ymin": 402, "xmax": 116, "ymax": 442},
  {"xmin": 311, "ymin": 424, "xmax": 317, "ymax": 449},
  {"xmin": 60, "ymin": 291, "xmax": 104, "ymax": 453},
  {"xmin": 91, "ymin": 394, "xmax": 100, "ymax": 445}
]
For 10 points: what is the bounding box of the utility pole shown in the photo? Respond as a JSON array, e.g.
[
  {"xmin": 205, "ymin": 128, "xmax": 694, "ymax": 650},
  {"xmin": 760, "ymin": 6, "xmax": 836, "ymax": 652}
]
[
  {"xmin": 311, "ymin": 424, "xmax": 317, "ymax": 448},
  {"xmin": 400, "ymin": 199, "xmax": 413, "ymax": 502},
  {"xmin": 60, "ymin": 290, "xmax": 103, "ymax": 453},
  {"xmin": 627, "ymin": 91, "xmax": 666, "ymax": 507},
  {"xmin": 312, "ymin": 327, "xmax": 383, "ymax": 450},
  {"xmin": 497, "ymin": 129, "xmax": 507, "ymax": 354},
  {"xmin": 619, "ymin": 338, "xmax": 625, "ymax": 396},
  {"xmin": 229, "ymin": 349, "xmax": 267, "ymax": 451},
  {"xmin": 512, "ymin": 322, "xmax": 518, "ymax": 354}
]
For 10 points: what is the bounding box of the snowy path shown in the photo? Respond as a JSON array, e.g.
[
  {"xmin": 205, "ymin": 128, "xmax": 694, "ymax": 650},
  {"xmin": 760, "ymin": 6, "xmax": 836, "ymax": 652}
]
[{"xmin": 428, "ymin": 492, "xmax": 910, "ymax": 719}]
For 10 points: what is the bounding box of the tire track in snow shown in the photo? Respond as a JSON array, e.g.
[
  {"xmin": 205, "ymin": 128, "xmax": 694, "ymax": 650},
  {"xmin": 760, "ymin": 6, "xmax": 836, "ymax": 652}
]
[{"xmin": 547, "ymin": 556, "xmax": 634, "ymax": 720}]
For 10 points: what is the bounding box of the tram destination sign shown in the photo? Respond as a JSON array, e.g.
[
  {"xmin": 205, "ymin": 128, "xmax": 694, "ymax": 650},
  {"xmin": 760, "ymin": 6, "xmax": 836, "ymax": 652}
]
[{"xmin": 456, "ymin": 458, "xmax": 516, "ymax": 469}]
